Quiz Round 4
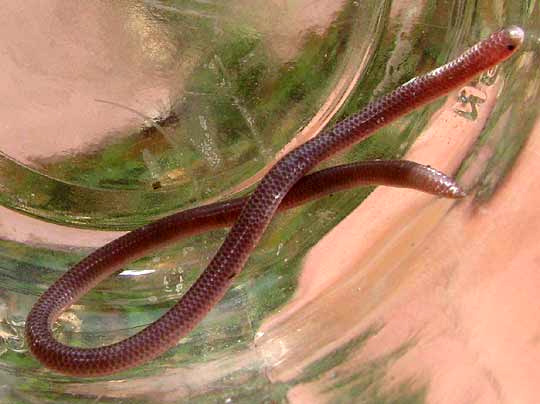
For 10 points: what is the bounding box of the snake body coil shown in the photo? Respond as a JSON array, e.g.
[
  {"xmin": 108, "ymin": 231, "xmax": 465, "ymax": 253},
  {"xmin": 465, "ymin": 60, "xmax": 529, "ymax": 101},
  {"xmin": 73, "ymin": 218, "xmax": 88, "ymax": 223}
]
[{"xmin": 25, "ymin": 27, "xmax": 524, "ymax": 376}]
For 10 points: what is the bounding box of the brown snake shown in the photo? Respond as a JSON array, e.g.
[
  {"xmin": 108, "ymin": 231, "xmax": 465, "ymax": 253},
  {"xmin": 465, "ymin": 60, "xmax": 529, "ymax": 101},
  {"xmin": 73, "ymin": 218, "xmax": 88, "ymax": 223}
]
[{"xmin": 25, "ymin": 26, "xmax": 524, "ymax": 376}]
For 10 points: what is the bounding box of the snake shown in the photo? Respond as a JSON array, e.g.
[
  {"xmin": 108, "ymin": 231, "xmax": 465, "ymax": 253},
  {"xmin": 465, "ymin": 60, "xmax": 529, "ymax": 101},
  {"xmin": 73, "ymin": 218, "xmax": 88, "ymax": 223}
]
[{"xmin": 25, "ymin": 26, "xmax": 524, "ymax": 376}]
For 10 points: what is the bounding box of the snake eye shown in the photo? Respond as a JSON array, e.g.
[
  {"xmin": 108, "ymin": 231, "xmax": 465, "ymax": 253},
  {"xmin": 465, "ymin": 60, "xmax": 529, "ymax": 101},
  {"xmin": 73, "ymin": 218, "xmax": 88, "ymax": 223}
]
[{"xmin": 503, "ymin": 26, "xmax": 524, "ymax": 51}]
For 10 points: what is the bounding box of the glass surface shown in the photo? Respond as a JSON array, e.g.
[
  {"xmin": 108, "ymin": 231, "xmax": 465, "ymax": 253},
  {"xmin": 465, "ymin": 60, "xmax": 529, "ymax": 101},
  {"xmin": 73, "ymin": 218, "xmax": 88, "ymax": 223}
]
[{"xmin": 0, "ymin": 0, "xmax": 538, "ymax": 402}]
